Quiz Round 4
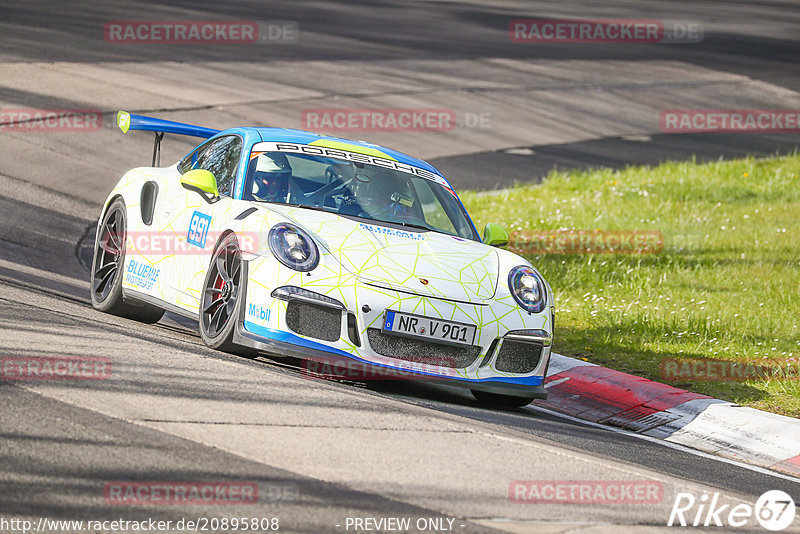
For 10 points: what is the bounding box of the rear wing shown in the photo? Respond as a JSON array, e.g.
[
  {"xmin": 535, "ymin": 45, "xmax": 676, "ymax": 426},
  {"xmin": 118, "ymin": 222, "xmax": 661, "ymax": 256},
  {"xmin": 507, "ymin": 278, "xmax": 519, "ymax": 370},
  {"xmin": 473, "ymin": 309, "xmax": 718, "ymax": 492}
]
[{"xmin": 116, "ymin": 110, "xmax": 221, "ymax": 166}]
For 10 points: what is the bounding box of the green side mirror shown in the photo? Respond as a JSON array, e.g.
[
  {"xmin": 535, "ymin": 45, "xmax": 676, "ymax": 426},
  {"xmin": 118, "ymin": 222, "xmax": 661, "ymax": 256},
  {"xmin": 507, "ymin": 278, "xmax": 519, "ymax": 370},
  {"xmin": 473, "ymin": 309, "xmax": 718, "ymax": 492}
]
[
  {"xmin": 483, "ymin": 223, "xmax": 509, "ymax": 247},
  {"xmin": 181, "ymin": 169, "xmax": 219, "ymax": 203}
]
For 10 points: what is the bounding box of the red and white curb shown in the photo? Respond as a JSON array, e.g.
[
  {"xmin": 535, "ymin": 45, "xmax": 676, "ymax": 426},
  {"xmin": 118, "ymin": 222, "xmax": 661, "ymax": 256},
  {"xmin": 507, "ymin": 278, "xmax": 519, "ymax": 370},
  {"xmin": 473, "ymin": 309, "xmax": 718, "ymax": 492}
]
[{"xmin": 539, "ymin": 353, "xmax": 800, "ymax": 476}]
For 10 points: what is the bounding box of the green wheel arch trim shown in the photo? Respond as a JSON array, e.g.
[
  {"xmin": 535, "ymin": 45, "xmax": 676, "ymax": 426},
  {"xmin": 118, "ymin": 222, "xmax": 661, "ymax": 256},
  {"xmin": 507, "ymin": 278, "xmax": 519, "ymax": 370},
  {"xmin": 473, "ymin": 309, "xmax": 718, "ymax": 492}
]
[{"xmin": 309, "ymin": 139, "xmax": 396, "ymax": 161}]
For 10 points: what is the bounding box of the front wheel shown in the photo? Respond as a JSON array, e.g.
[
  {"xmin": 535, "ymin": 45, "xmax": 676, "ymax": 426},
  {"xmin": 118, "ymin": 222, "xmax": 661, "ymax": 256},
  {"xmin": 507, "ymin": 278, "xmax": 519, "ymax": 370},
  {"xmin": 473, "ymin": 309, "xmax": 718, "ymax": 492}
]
[
  {"xmin": 90, "ymin": 197, "xmax": 164, "ymax": 323},
  {"xmin": 471, "ymin": 389, "xmax": 535, "ymax": 408},
  {"xmin": 199, "ymin": 233, "xmax": 251, "ymax": 355}
]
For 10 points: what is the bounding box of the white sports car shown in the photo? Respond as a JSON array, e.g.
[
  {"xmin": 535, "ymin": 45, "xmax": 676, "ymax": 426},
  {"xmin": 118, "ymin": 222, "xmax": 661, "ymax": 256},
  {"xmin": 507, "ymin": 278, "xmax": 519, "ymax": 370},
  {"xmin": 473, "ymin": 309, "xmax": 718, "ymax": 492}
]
[{"xmin": 91, "ymin": 111, "xmax": 554, "ymax": 407}]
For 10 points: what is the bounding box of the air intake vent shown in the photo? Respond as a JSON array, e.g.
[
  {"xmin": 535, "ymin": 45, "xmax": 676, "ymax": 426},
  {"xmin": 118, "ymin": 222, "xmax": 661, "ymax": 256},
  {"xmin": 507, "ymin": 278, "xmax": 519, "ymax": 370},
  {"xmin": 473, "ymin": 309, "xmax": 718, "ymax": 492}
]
[
  {"xmin": 140, "ymin": 181, "xmax": 158, "ymax": 226},
  {"xmin": 286, "ymin": 301, "xmax": 341, "ymax": 342},
  {"xmin": 366, "ymin": 329, "xmax": 480, "ymax": 369},
  {"xmin": 347, "ymin": 313, "xmax": 361, "ymax": 347},
  {"xmin": 495, "ymin": 340, "xmax": 543, "ymax": 374}
]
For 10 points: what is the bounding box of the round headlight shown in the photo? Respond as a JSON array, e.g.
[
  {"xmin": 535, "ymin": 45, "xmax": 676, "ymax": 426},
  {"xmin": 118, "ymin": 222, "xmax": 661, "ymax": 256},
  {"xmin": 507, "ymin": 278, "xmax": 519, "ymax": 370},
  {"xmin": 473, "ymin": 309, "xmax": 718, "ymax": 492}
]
[
  {"xmin": 268, "ymin": 223, "xmax": 319, "ymax": 271},
  {"xmin": 508, "ymin": 266, "xmax": 547, "ymax": 313}
]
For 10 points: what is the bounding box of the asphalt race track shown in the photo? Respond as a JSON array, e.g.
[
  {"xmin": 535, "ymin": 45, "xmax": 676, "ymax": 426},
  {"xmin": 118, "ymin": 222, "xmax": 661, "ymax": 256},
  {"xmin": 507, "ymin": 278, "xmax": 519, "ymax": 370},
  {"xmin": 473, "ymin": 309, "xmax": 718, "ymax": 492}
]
[{"xmin": 1, "ymin": 1, "xmax": 799, "ymax": 532}]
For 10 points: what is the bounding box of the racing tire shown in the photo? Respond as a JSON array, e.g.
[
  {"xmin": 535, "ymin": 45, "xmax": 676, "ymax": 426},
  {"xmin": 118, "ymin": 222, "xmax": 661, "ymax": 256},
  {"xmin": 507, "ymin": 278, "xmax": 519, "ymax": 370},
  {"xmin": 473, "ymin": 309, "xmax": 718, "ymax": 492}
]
[
  {"xmin": 199, "ymin": 233, "xmax": 253, "ymax": 356},
  {"xmin": 90, "ymin": 198, "xmax": 165, "ymax": 323},
  {"xmin": 471, "ymin": 389, "xmax": 535, "ymax": 408}
]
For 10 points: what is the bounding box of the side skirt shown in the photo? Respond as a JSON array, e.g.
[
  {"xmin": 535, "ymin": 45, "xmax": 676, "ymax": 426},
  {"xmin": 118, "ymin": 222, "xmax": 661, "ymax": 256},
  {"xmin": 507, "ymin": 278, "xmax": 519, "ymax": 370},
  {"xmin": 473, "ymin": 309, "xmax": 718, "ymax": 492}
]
[{"xmin": 122, "ymin": 288, "xmax": 199, "ymax": 321}]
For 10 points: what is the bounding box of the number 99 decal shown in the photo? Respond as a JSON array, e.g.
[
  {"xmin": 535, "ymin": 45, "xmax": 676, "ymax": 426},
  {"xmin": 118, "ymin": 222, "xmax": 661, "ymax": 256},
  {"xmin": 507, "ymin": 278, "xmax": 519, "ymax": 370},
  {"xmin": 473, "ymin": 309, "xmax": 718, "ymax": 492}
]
[{"xmin": 187, "ymin": 211, "xmax": 212, "ymax": 248}]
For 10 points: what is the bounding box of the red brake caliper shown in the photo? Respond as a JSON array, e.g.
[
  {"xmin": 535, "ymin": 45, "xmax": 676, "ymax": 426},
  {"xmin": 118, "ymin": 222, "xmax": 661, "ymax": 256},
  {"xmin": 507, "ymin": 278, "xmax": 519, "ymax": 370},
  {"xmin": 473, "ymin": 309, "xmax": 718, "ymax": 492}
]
[{"xmin": 213, "ymin": 270, "xmax": 225, "ymax": 311}]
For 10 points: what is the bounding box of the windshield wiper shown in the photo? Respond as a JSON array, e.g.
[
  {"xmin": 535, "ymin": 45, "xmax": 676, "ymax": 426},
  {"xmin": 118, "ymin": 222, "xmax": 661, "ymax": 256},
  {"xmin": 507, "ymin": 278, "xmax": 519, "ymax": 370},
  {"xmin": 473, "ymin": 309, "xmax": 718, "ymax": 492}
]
[
  {"xmin": 388, "ymin": 220, "xmax": 436, "ymax": 232},
  {"xmin": 269, "ymin": 202, "xmax": 336, "ymax": 214},
  {"xmin": 258, "ymin": 202, "xmax": 438, "ymax": 232}
]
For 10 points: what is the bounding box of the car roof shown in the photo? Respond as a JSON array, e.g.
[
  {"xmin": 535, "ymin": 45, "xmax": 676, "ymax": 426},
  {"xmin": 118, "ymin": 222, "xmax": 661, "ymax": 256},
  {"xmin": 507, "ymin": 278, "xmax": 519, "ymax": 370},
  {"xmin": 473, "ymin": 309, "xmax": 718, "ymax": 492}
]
[{"xmin": 217, "ymin": 127, "xmax": 445, "ymax": 179}]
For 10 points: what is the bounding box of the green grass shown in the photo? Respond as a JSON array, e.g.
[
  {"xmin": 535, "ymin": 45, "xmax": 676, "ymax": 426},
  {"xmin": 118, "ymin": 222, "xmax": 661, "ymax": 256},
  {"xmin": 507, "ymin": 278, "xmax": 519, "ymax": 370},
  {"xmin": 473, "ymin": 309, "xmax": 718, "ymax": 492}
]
[{"xmin": 460, "ymin": 153, "xmax": 800, "ymax": 417}]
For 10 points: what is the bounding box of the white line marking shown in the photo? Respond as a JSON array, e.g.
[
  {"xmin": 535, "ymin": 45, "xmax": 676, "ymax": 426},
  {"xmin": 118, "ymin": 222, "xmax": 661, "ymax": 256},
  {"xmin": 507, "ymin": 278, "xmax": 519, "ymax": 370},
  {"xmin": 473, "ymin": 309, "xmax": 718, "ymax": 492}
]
[
  {"xmin": 529, "ymin": 404, "xmax": 800, "ymax": 484},
  {"xmin": 543, "ymin": 376, "xmax": 570, "ymax": 388}
]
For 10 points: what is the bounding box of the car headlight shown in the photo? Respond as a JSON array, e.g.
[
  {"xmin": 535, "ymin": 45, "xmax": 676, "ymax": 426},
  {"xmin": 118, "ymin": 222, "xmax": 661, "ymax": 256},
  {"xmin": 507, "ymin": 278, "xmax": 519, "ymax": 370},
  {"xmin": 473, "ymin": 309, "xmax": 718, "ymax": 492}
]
[
  {"xmin": 268, "ymin": 223, "xmax": 319, "ymax": 271},
  {"xmin": 508, "ymin": 266, "xmax": 547, "ymax": 313}
]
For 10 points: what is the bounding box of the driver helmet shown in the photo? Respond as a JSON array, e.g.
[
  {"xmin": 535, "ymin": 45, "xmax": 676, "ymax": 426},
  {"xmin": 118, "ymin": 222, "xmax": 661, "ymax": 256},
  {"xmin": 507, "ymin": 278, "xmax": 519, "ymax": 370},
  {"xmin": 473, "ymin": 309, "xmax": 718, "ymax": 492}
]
[
  {"xmin": 253, "ymin": 153, "xmax": 291, "ymax": 201},
  {"xmin": 355, "ymin": 171, "xmax": 396, "ymax": 214}
]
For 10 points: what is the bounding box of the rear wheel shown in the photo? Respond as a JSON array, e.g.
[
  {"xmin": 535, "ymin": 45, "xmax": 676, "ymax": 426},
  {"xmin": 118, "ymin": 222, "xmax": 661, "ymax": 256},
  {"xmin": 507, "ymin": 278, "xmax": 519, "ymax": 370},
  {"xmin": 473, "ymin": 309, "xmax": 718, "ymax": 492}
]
[
  {"xmin": 199, "ymin": 233, "xmax": 251, "ymax": 354},
  {"xmin": 90, "ymin": 197, "xmax": 164, "ymax": 323},
  {"xmin": 471, "ymin": 389, "xmax": 535, "ymax": 408}
]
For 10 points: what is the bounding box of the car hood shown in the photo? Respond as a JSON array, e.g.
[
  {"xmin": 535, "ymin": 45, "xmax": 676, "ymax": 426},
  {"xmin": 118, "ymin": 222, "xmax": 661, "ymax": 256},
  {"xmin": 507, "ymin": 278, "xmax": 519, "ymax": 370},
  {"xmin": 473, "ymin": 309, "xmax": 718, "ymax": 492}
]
[{"xmin": 263, "ymin": 206, "xmax": 498, "ymax": 304}]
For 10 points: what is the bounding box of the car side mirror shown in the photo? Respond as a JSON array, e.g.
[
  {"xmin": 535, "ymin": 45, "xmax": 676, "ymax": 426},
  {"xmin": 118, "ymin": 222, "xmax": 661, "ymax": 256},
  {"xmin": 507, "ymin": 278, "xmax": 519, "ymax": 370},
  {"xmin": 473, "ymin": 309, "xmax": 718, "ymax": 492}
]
[
  {"xmin": 181, "ymin": 169, "xmax": 219, "ymax": 203},
  {"xmin": 483, "ymin": 223, "xmax": 509, "ymax": 247}
]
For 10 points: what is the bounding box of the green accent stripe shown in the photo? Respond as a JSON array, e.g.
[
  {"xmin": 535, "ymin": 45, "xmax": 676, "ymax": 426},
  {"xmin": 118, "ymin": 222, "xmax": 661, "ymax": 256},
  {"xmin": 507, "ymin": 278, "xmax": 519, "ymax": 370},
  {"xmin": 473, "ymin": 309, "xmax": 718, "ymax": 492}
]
[{"xmin": 309, "ymin": 139, "xmax": 396, "ymax": 161}]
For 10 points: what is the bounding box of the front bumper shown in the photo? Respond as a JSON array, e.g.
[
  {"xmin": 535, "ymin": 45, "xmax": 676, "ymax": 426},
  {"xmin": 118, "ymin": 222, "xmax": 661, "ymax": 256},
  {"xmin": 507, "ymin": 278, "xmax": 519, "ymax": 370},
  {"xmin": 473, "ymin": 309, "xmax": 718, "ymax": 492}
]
[{"xmin": 236, "ymin": 259, "xmax": 552, "ymax": 399}]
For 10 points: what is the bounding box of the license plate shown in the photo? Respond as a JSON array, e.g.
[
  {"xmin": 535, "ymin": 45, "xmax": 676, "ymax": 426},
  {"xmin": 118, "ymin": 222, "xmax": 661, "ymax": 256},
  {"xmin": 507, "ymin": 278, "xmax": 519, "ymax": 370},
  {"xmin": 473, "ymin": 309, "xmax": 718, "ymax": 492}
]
[{"xmin": 381, "ymin": 310, "xmax": 477, "ymax": 347}]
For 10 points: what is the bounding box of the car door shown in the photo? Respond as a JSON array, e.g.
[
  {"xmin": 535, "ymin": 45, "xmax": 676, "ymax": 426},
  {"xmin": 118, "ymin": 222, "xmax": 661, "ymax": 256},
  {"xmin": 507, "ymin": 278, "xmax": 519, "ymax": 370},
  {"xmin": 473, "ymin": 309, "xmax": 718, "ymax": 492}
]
[{"xmin": 166, "ymin": 134, "xmax": 244, "ymax": 314}]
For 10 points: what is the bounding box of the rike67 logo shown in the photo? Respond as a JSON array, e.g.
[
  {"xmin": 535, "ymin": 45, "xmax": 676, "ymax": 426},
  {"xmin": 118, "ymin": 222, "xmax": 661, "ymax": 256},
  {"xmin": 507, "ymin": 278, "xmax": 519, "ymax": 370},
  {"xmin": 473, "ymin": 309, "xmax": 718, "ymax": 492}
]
[{"xmin": 668, "ymin": 490, "xmax": 796, "ymax": 531}]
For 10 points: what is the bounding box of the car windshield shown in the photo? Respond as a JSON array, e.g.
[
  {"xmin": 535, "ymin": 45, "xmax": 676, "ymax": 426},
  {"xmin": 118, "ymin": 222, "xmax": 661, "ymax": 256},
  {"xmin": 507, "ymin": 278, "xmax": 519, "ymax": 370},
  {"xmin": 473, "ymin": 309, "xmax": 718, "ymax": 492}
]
[{"xmin": 243, "ymin": 150, "xmax": 479, "ymax": 241}]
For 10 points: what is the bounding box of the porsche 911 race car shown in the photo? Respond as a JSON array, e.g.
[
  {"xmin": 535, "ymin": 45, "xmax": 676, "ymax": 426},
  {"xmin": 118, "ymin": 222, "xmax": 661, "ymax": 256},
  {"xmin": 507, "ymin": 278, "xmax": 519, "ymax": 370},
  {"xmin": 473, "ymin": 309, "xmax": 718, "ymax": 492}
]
[{"xmin": 91, "ymin": 111, "xmax": 554, "ymax": 406}]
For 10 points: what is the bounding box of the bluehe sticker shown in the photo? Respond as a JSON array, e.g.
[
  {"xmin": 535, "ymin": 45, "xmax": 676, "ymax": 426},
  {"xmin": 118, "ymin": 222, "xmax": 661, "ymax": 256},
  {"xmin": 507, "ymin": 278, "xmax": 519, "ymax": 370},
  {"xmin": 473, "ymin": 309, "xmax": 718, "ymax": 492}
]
[
  {"xmin": 125, "ymin": 259, "xmax": 160, "ymax": 290},
  {"xmin": 187, "ymin": 211, "xmax": 212, "ymax": 248}
]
